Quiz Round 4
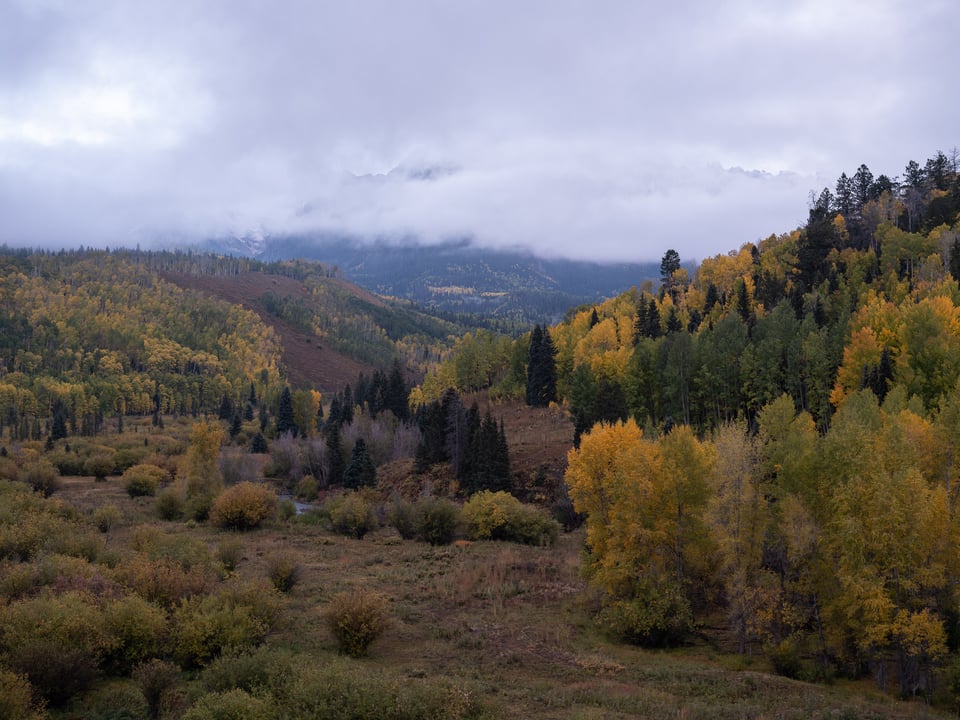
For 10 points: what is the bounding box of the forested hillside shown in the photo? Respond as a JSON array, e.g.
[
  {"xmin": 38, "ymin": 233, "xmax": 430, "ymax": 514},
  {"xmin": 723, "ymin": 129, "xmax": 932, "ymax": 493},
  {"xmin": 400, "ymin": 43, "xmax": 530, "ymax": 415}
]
[{"xmin": 415, "ymin": 148, "xmax": 960, "ymax": 694}]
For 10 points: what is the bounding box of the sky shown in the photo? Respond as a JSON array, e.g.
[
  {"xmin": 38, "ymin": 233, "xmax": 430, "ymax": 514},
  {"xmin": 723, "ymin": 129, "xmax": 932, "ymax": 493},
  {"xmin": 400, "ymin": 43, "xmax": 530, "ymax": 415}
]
[{"xmin": 0, "ymin": 0, "xmax": 957, "ymax": 263}]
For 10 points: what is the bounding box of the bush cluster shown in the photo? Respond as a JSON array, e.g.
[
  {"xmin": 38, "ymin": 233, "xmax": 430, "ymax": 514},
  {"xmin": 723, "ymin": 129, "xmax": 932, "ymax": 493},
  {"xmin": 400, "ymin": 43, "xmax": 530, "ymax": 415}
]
[
  {"xmin": 462, "ymin": 491, "xmax": 559, "ymax": 546},
  {"xmin": 386, "ymin": 496, "xmax": 461, "ymax": 545},
  {"xmin": 123, "ymin": 463, "xmax": 167, "ymax": 497}
]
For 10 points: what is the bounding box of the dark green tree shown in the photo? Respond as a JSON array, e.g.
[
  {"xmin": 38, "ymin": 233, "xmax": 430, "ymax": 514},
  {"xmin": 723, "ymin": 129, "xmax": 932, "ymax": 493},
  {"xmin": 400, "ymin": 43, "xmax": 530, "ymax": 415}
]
[
  {"xmin": 250, "ymin": 432, "xmax": 268, "ymax": 454},
  {"xmin": 325, "ymin": 422, "xmax": 345, "ymax": 485},
  {"xmin": 276, "ymin": 386, "xmax": 298, "ymax": 437},
  {"xmin": 342, "ymin": 438, "xmax": 376, "ymax": 489},
  {"xmin": 526, "ymin": 325, "xmax": 557, "ymax": 407},
  {"xmin": 50, "ymin": 398, "xmax": 68, "ymax": 441}
]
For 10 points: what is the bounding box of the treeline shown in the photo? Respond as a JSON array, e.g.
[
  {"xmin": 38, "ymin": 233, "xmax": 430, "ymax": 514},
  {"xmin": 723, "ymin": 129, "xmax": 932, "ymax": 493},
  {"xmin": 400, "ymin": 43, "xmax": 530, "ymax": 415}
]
[
  {"xmin": 416, "ymin": 148, "xmax": 960, "ymax": 440},
  {"xmin": 0, "ymin": 250, "xmax": 284, "ymax": 441}
]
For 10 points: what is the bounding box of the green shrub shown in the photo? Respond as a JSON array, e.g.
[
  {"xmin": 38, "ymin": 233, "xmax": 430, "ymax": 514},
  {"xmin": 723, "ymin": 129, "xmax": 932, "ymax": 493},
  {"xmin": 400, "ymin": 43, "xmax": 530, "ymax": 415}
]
[
  {"xmin": 123, "ymin": 463, "xmax": 167, "ymax": 497},
  {"xmin": 0, "ymin": 668, "xmax": 43, "ymax": 720},
  {"xmin": 216, "ymin": 538, "xmax": 244, "ymax": 573},
  {"xmin": 416, "ymin": 497, "xmax": 461, "ymax": 545},
  {"xmin": 18, "ymin": 461, "xmax": 59, "ymax": 497},
  {"xmin": 273, "ymin": 659, "xmax": 486, "ymax": 720},
  {"xmin": 92, "ymin": 504, "xmax": 122, "ymax": 532},
  {"xmin": 295, "ymin": 474, "xmax": 319, "ymax": 501},
  {"xmin": 5, "ymin": 639, "xmax": 98, "ymax": 707},
  {"xmin": 327, "ymin": 491, "xmax": 378, "ymax": 539},
  {"xmin": 84, "ymin": 453, "xmax": 116, "ymax": 481},
  {"xmin": 595, "ymin": 584, "xmax": 694, "ymax": 648},
  {"xmin": 200, "ymin": 646, "xmax": 293, "ymax": 694},
  {"xmin": 102, "ymin": 594, "xmax": 168, "ymax": 674},
  {"xmin": 463, "ymin": 490, "xmax": 559, "ymax": 546},
  {"xmin": 183, "ymin": 689, "xmax": 277, "ymax": 720},
  {"xmin": 278, "ymin": 498, "xmax": 297, "ymax": 521},
  {"xmin": 265, "ymin": 552, "xmax": 302, "ymax": 593},
  {"xmin": 210, "ymin": 482, "xmax": 278, "ymax": 531},
  {"xmin": 155, "ymin": 488, "xmax": 184, "ymax": 520},
  {"xmin": 385, "ymin": 496, "xmax": 418, "ymax": 539},
  {"xmin": 324, "ymin": 588, "xmax": 389, "ymax": 657},
  {"xmin": 134, "ymin": 659, "xmax": 181, "ymax": 720},
  {"xmin": 172, "ymin": 582, "xmax": 281, "ymax": 668}
]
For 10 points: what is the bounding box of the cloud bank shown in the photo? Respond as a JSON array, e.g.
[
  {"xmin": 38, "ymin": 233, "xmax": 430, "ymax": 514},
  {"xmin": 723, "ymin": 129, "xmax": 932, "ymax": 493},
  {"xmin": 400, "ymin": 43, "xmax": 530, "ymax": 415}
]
[{"xmin": 0, "ymin": 0, "xmax": 956, "ymax": 262}]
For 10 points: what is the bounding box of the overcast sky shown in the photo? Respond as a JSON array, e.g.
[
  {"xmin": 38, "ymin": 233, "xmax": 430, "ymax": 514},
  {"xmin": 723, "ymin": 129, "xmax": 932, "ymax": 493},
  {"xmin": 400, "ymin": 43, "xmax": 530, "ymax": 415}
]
[{"xmin": 0, "ymin": 0, "xmax": 956, "ymax": 262}]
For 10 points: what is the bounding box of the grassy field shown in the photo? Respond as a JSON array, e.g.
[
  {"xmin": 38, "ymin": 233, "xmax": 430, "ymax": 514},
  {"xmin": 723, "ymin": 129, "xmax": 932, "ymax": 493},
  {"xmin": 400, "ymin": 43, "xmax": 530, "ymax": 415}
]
[{"xmin": 43, "ymin": 470, "xmax": 949, "ymax": 720}]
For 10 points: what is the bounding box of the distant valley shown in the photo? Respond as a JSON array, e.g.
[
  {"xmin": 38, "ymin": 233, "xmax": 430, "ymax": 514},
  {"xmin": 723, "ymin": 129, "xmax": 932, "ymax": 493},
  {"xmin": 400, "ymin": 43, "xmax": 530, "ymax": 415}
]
[{"xmin": 204, "ymin": 234, "xmax": 662, "ymax": 327}]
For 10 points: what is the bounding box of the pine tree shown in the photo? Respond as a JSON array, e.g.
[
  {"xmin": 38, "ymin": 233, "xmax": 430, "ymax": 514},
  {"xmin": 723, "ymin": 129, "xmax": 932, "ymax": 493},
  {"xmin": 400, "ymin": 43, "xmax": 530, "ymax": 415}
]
[
  {"xmin": 526, "ymin": 325, "xmax": 557, "ymax": 407},
  {"xmin": 325, "ymin": 421, "xmax": 345, "ymax": 485},
  {"xmin": 50, "ymin": 398, "xmax": 68, "ymax": 441},
  {"xmin": 386, "ymin": 359, "xmax": 410, "ymax": 420},
  {"xmin": 276, "ymin": 386, "xmax": 298, "ymax": 437},
  {"xmin": 250, "ymin": 432, "xmax": 268, "ymax": 454},
  {"xmin": 342, "ymin": 438, "xmax": 376, "ymax": 489}
]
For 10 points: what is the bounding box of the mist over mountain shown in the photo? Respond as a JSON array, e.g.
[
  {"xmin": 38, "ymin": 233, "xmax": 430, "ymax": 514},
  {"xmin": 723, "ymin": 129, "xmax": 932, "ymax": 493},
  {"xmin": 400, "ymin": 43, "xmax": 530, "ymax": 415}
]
[{"xmin": 203, "ymin": 234, "xmax": 662, "ymax": 325}]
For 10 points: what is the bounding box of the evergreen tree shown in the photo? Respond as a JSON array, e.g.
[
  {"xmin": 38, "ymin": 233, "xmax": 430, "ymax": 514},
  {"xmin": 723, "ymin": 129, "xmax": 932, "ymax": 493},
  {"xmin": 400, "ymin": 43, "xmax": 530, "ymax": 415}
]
[
  {"xmin": 342, "ymin": 438, "xmax": 376, "ymax": 489},
  {"xmin": 386, "ymin": 359, "xmax": 410, "ymax": 420},
  {"xmin": 276, "ymin": 386, "xmax": 298, "ymax": 437},
  {"xmin": 644, "ymin": 298, "xmax": 662, "ymax": 339},
  {"xmin": 341, "ymin": 385, "xmax": 354, "ymax": 424},
  {"xmin": 665, "ymin": 306, "xmax": 682, "ymax": 334},
  {"xmin": 250, "ymin": 431, "xmax": 268, "ymax": 454},
  {"xmin": 325, "ymin": 421, "xmax": 345, "ymax": 485},
  {"xmin": 526, "ymin": 325, "xmax": 557, "ymax": 407},
  {"xmin": 50, "ymin": 398, "xmax": 68, "ymax": 441},
  {"xmin": 218, "ymin": 394, "xmax": 234, "ymax": 420},
  {"xmin": 229, "ymin": 412, "xmax": 243, "ymax": 439}
]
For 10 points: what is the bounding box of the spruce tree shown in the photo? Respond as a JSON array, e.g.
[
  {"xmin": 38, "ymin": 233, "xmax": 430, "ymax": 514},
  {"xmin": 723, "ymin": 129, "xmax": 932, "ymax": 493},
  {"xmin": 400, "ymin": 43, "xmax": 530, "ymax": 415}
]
[
  {"xmin": 526, "ymin": 325, "xmax": 557, "ymax": 407},
  {"xmin": 276, "ymin": 386, "xmax": 298, "ymax": 437},
  {"xmin": 343, "ymin": 438, "xmax": 376, "ymax": 489},
  {"xmin": 325, "ymin": 422, "xmax": 345, "ymax": 485}
]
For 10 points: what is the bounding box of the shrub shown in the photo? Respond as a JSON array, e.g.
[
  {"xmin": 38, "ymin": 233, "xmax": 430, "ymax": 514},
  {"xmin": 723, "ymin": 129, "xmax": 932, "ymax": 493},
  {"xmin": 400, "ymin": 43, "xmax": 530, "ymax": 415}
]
[
  {"xmin": 210, "ymin": 482, "xmax": 278, "ymax": 531},
  {"xmin": 18, "ymin": 461, "xmax": 59, "ymax": 497},
  {"xmin": 216, "ymin": 538, "xmax": 244, "ymax": 573},
  {"xmin": 123, "ymin": 463, "xmax": 167, "ymax": 497},
  {"xmin": 295, "ymin": 474, "xmax": 319, "ymax": 501},
  {"xmin": 327, "ymin": 492, "xmax": 378, "ymax": 539},
  {"xmin": 265, "ymin": 552, "xmax": 302, "ymax": 593},
  {"xmin": 183, "ymin": 688, "xmax": 277, "ymax": 720},
  {"xmin": 324, "ymin": 589, "xmax": 389, "ymax": 657},
  {"xmin": 134, "ymin": 659, "xmax": 181, "ymax": 720},
  {"xmin": 102, "ymin": 594, "xmax": 168, "ymax": 674},
  {"xmin": 114, "ymin": 554, "xmax": 212, "ymax": 609},
  {"xmin": 200, "ymin": 646, "xmax": 293, "ymax": 694},
  {"xmin": 6, "ymin": 639, "xmax": 98, "ymax": 707},
  {"xmin": 155, "ymin": 488, "xmax": 184, "ymax": 520},
  {"xmin": 463, "ymin": 490, "xmax": 559, "ymax": 546},
  {"xmin": 415, "ymin": 497, "xmax": 461, "ymax": 545},
  {"xmin": 595, "ymin": 583, "xmax": 694, "ymax": 648},
  {"xmin": 386, "ymin": 496, "xmax": 419, "ymax": 540},
  {"xmin": 278, "ymin": 498, "xmax": 297, "ymax": 521},
  {"xmin": 0, "ymin": 668, "xmax": 42, "ymax": 720},
  {"xmin": 92, "ymin": 504, "xmax": 122, "ymax": 532},
  {"xmin": 84, "ymin": 453, "xmax": 116, "ymax": 481},
  {"xmin": 172, "ymin": 582, "xmax": 281, "ymax": 668}
]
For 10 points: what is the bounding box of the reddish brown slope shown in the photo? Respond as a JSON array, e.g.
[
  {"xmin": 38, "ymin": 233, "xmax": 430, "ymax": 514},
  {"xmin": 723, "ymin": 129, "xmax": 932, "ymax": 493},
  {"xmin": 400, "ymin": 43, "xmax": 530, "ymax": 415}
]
[{"xmin": 161, "ymin": 271, "xmax": 375, "ymax": 393}]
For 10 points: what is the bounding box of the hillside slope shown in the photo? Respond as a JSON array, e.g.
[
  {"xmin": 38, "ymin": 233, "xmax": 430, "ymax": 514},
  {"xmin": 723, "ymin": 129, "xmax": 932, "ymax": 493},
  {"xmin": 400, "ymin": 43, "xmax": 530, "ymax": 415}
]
[{"xmin": 161, "ymin": 270, "xmax": 375, "ymax": 393}]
